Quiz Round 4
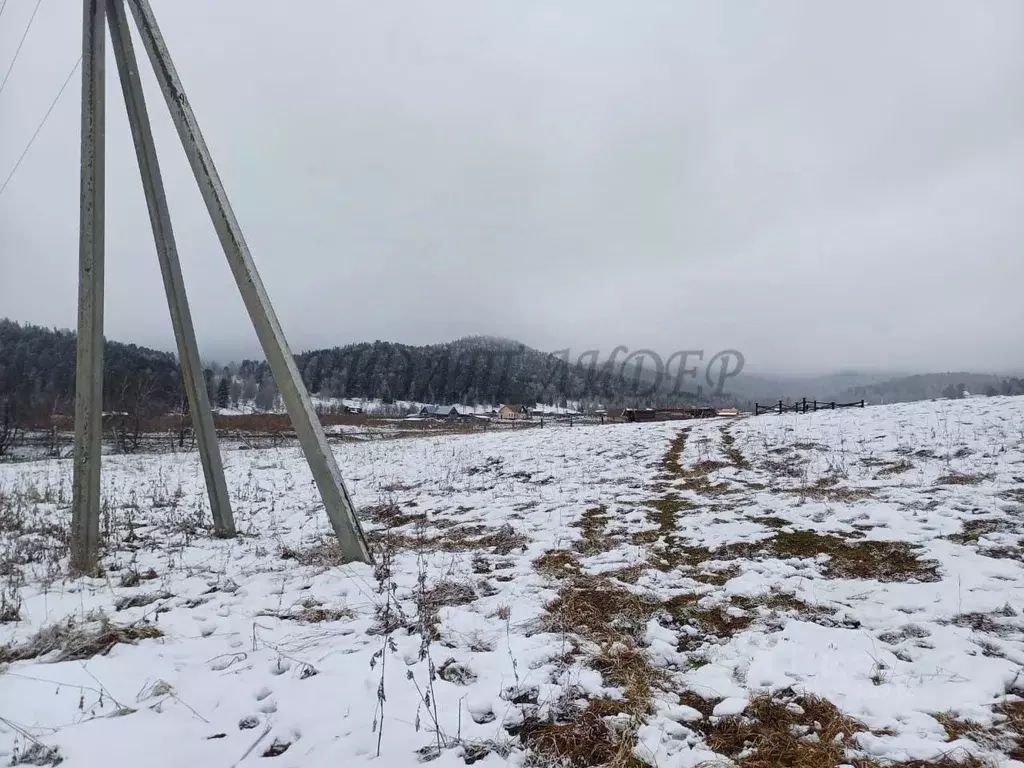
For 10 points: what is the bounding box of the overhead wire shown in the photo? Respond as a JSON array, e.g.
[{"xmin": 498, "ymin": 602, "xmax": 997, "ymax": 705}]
[
  {"xmin": 0, "ymin": 54, "xmax": 80, "ymax": 199},
  {"xmin": 0, "ymin": 0, "xmax": 44, "ymax": 98}
]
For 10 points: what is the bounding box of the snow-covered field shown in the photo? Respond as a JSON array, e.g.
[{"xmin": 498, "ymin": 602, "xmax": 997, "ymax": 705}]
[{"xmin": 2, "ymin": 396, "xmax": 1024, "ymax": 767}]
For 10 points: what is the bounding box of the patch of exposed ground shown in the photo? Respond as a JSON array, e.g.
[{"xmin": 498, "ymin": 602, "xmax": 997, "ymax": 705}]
[
  {"xmin": 677, "ymin": 689, "xmax": 985, "ymax": 768},
  {"xmin": 720, "ymin": 425, "xmax": 750, "ymax": 469}
]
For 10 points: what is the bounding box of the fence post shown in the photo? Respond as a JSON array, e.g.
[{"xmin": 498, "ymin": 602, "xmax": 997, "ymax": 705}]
[
  {"xmin": 813, "ymin": 400, "xmax": 818, "ymax": 412},
  {"xmin": 831, "ymin": 401, "xmax": 835, "ymax": 410},
  {"xmin": 860, "ymin": 399, "xmax": 864, "ymax": 408},
  {"xmin": 778, "ymin": 400, "xmax": 783, "ymax": 415},
  {"xmin": 801, "ymin": 397, "xmax": 806, "ymax": 413}
]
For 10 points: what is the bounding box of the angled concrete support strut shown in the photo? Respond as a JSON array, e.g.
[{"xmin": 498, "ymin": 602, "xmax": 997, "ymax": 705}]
[
  {"xmin": 70, "ymin": 0, "xmax": 106, "ymax": 576},
  {"xmin": 106, "ymin": 0, "xmax": 235, "ymax": 536},
  {"xmin": 124, "ymin": 0, "xmax": 372, "ymax": 563}
]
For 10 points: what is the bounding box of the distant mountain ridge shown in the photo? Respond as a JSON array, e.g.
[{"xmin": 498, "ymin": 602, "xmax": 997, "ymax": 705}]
[
  {"xmin": 2, "ymin": 319, "xmax": 1022, "ymax": 428},
  {"xmin": 238, "ymin": 335, "xmax": 733, "ymax": 409}
]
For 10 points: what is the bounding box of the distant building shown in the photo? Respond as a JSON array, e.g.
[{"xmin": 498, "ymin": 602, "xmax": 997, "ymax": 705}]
[
  {"xmin": 419, "ymin": 405, "xmax": 460, "ymax": 418},
  {"xmin": 620, "ymin": 406, "xmax": 719, "ymax": 422},
  {"xmin": 717, "ymin": 407, "xmax": 740, "ymax": 417},
  {"xmin": 498, "ymin": 404, "xmax": 531, "ymax": 420}
]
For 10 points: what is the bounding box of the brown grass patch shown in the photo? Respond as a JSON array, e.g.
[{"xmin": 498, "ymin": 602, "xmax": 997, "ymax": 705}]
[
  {"xmin": 603, "ymin": 563, "xmax": 648, "ymax": 584},
  {"xmin": 693, "ymin": 460, "xmax": 730, "ymax": 476},
  {"xmin": 574, "ymin": 505, "xmax": 618, "ymax": 555},
  {"xmin": 521, "ymin": 704, "xmax": 646, "ymax": 768},
  {"xmin": 366, "ymin": 522, "xmax": 528, "ymax": 555},
  {"xmin": 998, "ymin": 489, "xmax": 1024, "ymax": 504},
  {"xmin": 639, "ymin": 527, "xmax": 935, "ymax": 583},
  {"xmin": 684, "ymin": 690, "xmax": 983, "ymax": 768},
  {"xmin": 936, "ymin": 473, "xmax": 987, "ymax": 486},
  {"xmin": 662, "ymin": 594, "xmax": 754, "ymax": 647},
  {"xmin": 589, "ymin": 643, "xmax": 665, "ymax": 716},
  {"xmin": 661, "ymin": 430, "xmax": 689, "ymax": 478},
  {"xmin": 279, "ymin": 538, "xmax": 352, "ymax": 566},
  {"xmin": 541, "ymin": 578, "xmax": 661, "ymax": 641},
  {"xmin": 768, "ymin": 530, "xmax": 940, "ymax": 582},
  {"xmin": 662, "ymin": 589, "xmax": 830, "ymax": 647},
  {"xmin": 876, "ymin": 459, "xmax": 915, "ymax": 477},
  {"xmin": 535, "ymin": 549, "xmax": 582, "ymax": 579},
  {"xmin": 793, "ymin": 478, "xmax": 875, "ymax": 502},
  {"xmin": 689, "ymin": 691, "xmax": 867, "ymax": 767},
  {"xmin": 947, "ymin": 611, "xmax": 1015, "ymax": 636},
  {"xmin": 0, "ymin": 616, "xmax": 162, "ymax": 663},
  {"xmin": 931, "ymin": 700, "xmax": 1024, "ymax": 760},
  {"xmin": 114, "ymin": 591, "xmax": 173, "ymax": 611},
  {"xmin": 947, "ymin": 517, "xmax": 1018, "ymax": 546},
  {"xmin": 360, "ymin": 503, "xmax": 428, "ymax": 528},
  {"xmin": 720, "ymin": 427, "xmax": 751, "ymax": 469}
]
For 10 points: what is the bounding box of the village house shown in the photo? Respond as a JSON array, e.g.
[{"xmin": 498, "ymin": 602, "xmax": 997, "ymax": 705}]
[
  {"xmin": 419, "ymin": 405, "xmax": 460, "ymax": 419},
  {"xmin": 497, "ymin": 404, "xmax": 531, "ymax": 421}
]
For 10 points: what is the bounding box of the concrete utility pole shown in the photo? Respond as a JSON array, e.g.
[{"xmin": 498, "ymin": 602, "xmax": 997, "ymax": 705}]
[
  {"xmin": 106, "ymin": 0, "xmax": 234, "ymax": 537},
  {"xmin": 69, "ymin": 0, "xmax": 373, "ymax": 572},
  {"xmin": 125, "ymin": 0, "xmax": 371, "ymax": 564},
  {"xmin": 70, "ymin": 0, "xmax": 106, "ymax": 576}
]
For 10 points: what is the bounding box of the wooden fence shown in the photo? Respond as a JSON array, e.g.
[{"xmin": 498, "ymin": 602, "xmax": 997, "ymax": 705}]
[{"xmin": 754, "ymin": 398, "xmax": 865, "ymax": 415}]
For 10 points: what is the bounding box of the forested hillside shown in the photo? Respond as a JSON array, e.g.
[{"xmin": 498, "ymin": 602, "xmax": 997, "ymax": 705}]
[
  {"xmin": 3, "ymin": 318, "xmax": 1021, "ymax": 453},
  {"xmin": 237, "ymin": 336, "xmax": 727, "ymax": 411},
  {"xmin": 0, "ymin": 319, "xmax": 182, "ymax": 420},
  {"xmin": 835, "ymin": 372, "xmax": 1024, "ymax": 404}
]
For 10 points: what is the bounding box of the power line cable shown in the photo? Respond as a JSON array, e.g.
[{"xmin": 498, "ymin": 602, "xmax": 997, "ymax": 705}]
[
  {"xmin": 0, "ymin": 55, "xmax": 80, "ymax": 199},
  {"xmin": 0, "ymin": 0, "xmax": 44, "ymax": 98},
  {"xmin": 0, "ymin": 0, "xmax": 10, "ymax": 22}
]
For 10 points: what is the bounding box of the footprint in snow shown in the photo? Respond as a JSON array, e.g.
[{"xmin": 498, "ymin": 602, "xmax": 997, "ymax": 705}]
[{"xmin": 255, "ymin": 686, "xmax": 273, "ymax": 701}]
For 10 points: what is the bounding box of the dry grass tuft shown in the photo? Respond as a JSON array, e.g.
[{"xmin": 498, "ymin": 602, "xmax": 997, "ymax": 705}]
[
  {"xmin": 684, "ymin": 690, "xmax": 984, "ymax": 768},
  {"xmin": 997, "ymin": 488, "xmax": 1024, "ymax": 504},
  {"xmin": 685, "ymin": 690, "xmax": 867, "ymax": 767},
  {"xmin": 114, "ymin": 591, "xmax": 173, "ymax": 611},
  {"xmin": 279, "ymin": 538, "xmax": 352, "ymax": 567},
  {"xmin": 294, "ymin": 598, "xmax": 355, "ymax": 623},
  {"xmin": 930, "ymin": 700, "xmax": 1024, "ymax": 761},
  {"xmin": 936, "ymin": 473, "xmax": 988, "ymax": 486},
  {"xmin": 692, "ymin": 460, "xmax": 730, "ymax": 476},
  {"xmin": 720, "ymin": 427, "xmax": 750, "ymax": 469},
  {"xmin": 541, "ymin": 578, "xmax": 661, "ymax": 641},
  {"xmin": 0, "ymin": 615, "xmax": 162, "ymax": 663},
  {"xmin": 366, "ymin": 522, "xmax": 528, "ymax": 555},
  {"xmin": 574, "ymin": 505, "xmax": 618, "ymax": 555},
  {"xmin": 588, "ymin": 643, "xmax": 665, "ymax": 717},
  {"xmin": 522, "ymin": 704, "xmax": 646, "ymax": 768},
  {"xmin": 876, "ymin": 459, "xmax": 915, "ymax": 477},
  {"xmin": 793, "ymin": 478, "xmax": 875, "ymax": 502},
  {"xmin": 117, "ymin": 567, "xmax": 158, "ymax": 587},
  {"xmin": 661, "ymin": 430, "xmax": 689, "ymax": 478},
  {"xmin": 946, "ymin": 516, "xmax": 1023, "ymax": 547},
  {"xmin": 534, "ymin": 549, "xmax": 582, "ymax": 579},
  {"xmin": 360, "ymin": 503, "xmax": 428, "ymax": 528},
  {"xmin": 768, "ymin": 530, "xmax": 940, "ymax": 582}
]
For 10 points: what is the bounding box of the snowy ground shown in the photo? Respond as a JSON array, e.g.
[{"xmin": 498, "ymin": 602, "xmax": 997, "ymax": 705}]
[{"xmin": 2, "ymin": 396, "xmax": 1024, "ymax": 766}]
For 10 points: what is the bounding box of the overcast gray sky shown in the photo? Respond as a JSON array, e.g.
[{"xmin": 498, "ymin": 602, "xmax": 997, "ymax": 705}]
[{"xmin": 2, "ymin": 0, "xmax": 1023, "ymax": 375}]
